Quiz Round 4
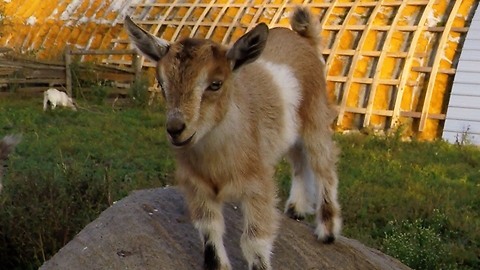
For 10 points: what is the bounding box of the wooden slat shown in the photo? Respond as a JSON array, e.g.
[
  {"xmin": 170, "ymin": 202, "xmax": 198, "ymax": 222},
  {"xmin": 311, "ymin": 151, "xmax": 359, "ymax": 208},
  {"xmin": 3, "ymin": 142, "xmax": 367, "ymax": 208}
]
[
  {"xmin": 133, "ymin": 1, "xmax": 431, "ymax": 9},
  {"xmin": 390, "ymin": 0, "xmax": 435, "ymax": 128},
  {"xmin": 0, "ymin": 78, "xmax": 66, "ymax": 84},
  {"xmin": 246, "ymin": 0, "xmax": 270, "ymax": 32},
  {"xmin": 205, "ymin": 2, "xmax": 231, "ymax": 39},
  {"xmin": 70, "ymin": 49, "xmax": 136, "ymax": 55},
  {"xmin": 172, "ymin": 0, "xmax": 202, "ymax": 40},
  {"xmin": 342, "ymin": 107, "xmax": 445, "ymax": 120},
  {"xmin": 221, "ymin": 0, "xmax": 254, "ymax": 44},
  {"xmin": 411, "ymin": 66, "xmax": 456, "ymax": 75},
  {"xmin": 319, "ymin": 0, "xmax": 336, "ymax": 33},
  {"xmin": 419, "ymin": 1, "xmax": 464, "ymax": 131},
  {"xmin": 326, "ymin": 0, "xmax": 363, "ymax": 125},
  {"xmin": 363, "ymin": 1, "xmax": 408, "ymax": 127},
  {"xmin": 267, "ymin": 0, "xmax": 289, "ymax": 28},
  {"xmin": 102, "ymin": 58, "xmax": 156, "ymax": 68},
  {"xmin": 337, "ymin": 0, "xmax": 388, "ymax": 126},
  {"xmin": 131, "ymin": 0, "xmax": 182, "ymax": 69},
  {"xmin": 322, "ymin": 50, "xmax": 428, "ymax": 58},
  {"xmin": 327, "ymin": 76, "xmax": 419, "ymax": 86},
  {"xmin": 0, "ymin": 47, "xmax": 12, "ymax": 53},
  {"xmin": 150, "ymin": 0, "xmax": 183, "ymax": 39},
  {"xmin": 323, "ymin": 25, "xmax": 468, "ymax": 32},
  {"xmin": 190, "ymin": 0, "xmax": 216, "ymax": 40}
]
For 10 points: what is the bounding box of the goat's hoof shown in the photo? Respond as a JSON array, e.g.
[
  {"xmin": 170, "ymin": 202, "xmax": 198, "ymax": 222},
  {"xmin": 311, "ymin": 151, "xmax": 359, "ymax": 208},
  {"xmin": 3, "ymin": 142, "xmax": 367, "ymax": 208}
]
[
  {"xmin": 315, "ymin": 223, "xmax": 338, "ymax": 244},
  {"xmin": 315, "ymin": 232, "xmax": 336, "ymax": 244},
  {"xmin": 323, "ymin": 234, "xmax": 336, "ymax": 244},
  {"xmin": 285, "ymin": 204, "xmax": 306, "ymax": 220}
]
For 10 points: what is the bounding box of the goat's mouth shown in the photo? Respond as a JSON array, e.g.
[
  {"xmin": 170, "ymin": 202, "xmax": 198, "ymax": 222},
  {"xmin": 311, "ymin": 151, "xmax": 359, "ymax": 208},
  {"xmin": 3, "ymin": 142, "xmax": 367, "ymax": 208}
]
[{"xmin": 171, "ymin": 133, "xmax": 195, "ymax": 147}]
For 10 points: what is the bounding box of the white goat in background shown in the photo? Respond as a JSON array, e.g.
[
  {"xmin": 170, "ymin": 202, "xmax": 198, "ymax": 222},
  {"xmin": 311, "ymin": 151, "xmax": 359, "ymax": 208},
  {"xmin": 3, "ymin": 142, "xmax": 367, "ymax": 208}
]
[
  {"xmin": 126, "ymin": 6, "xmax": 341, "ymax": 270},
  {"xmin": 43, "ymin": 88, "xmax": 77, "ymax": 111}
]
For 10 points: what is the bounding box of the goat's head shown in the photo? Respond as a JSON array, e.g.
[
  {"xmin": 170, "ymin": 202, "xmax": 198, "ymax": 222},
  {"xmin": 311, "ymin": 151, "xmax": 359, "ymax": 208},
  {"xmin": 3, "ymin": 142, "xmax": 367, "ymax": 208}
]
[
  {"xmin": 68, "ymin": 98, "xmax": 77, "ymax": 111},
  {"xmin": 125, "ymin": 16, "xmax": 269, "ymax": 148}
]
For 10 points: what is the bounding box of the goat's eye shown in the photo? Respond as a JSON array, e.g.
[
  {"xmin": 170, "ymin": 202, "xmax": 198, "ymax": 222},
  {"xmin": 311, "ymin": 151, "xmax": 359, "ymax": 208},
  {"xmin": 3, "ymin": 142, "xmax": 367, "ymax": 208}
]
[{"xmin": 207, "ymin": 80, "xmax": 223, "ymax": 91}]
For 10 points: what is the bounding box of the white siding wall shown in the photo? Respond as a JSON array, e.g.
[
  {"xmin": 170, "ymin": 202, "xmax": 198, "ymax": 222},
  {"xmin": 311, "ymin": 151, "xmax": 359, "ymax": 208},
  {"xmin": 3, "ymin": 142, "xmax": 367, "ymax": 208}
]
[{"xmin": 443, "ymin": 6, "xmax": 480, "ymax": 145}]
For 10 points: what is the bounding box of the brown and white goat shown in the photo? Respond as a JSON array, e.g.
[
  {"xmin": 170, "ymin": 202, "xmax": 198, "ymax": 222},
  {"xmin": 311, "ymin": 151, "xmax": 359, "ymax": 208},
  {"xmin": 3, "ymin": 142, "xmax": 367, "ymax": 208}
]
[{"xmin": 125, "ymin": 6, "xmax": 341, "ymax": 270}]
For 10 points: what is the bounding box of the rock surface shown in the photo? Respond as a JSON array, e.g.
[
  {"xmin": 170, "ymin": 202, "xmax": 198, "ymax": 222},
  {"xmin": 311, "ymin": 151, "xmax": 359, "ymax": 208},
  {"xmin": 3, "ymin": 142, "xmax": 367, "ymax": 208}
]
[{"xmin": 40, "ymin": 187, "xmax": 410, "ymax": 270}]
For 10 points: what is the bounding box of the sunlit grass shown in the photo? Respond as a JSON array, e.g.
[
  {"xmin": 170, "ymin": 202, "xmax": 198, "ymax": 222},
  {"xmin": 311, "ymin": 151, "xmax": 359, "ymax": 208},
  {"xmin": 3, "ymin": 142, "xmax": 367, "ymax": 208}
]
[{"xmin": 1, "ymin": 97, "xmax": 479, "ymax": 269}]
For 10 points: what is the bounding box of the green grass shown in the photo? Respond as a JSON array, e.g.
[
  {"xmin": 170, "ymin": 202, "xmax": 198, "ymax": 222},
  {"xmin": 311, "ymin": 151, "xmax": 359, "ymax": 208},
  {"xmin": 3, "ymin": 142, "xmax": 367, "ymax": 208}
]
[{"xmin": 1, "ymin": 97, "xmax": 479, "ymax": 269}]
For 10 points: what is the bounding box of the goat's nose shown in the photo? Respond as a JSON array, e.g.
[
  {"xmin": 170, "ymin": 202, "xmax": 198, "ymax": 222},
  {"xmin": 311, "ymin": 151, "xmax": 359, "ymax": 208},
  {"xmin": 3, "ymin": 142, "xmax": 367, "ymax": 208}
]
[{"xmin": 166, "ymin": 117, "xmax": 186, "ymax": 138}]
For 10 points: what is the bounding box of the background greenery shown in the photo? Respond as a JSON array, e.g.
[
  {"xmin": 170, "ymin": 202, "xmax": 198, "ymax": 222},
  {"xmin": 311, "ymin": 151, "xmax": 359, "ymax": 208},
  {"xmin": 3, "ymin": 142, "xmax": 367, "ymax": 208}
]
[{"xmin": 0, "ymin": 96, "xmax": 479, "ymax": 270}]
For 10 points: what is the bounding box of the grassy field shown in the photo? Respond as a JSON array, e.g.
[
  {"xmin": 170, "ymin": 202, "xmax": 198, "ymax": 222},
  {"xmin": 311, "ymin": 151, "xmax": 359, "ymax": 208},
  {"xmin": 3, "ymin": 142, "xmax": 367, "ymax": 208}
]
[{"xmin": 0, "ymin": 97, "xmax": 479, "ymax": 270}]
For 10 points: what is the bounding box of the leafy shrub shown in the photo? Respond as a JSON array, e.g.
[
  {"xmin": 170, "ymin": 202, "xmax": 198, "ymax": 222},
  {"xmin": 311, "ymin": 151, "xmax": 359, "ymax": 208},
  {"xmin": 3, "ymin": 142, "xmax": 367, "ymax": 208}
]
[
  {"xmin": 382, "ymin": 212, "xmax": 447, "ymax": 270},
  {"xmin": 129, "ymin": 76, "xmax": 151, "ymax": 108}
]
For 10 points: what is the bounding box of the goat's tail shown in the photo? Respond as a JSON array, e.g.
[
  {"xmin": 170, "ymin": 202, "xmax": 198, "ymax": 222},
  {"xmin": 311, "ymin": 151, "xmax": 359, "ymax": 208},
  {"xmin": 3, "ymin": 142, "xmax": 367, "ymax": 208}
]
[{"xmin": 290, "ymin": 6, "xmax": 321, "ymax": 47}]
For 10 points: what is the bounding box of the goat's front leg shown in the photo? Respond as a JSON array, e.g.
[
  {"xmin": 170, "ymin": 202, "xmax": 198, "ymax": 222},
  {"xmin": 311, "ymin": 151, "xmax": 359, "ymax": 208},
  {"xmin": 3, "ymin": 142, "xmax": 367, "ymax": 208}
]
[
  {"xmin": 43, "ymin": 96, "xmax": 48, "ymax": 111},
  {"xmin": 240, "ymin": 180, "xmax": 279, "ymax": 270},
  {"xmin": 184, "ymin": 188, "xmax": 231, "ymax": 270}
]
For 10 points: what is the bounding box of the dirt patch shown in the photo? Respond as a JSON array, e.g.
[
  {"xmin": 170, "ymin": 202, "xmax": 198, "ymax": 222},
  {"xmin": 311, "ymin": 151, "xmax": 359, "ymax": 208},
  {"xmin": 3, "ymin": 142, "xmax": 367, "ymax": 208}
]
[{"xmin": 40, "ymin": 187, "xmax": 410, "ymax": 270}]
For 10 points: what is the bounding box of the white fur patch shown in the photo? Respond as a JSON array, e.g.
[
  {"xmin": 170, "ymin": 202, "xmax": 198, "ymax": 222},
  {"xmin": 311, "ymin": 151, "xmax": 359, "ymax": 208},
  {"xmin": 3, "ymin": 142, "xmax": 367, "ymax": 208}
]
[
  {"xmin": 194, "ymin": 216, "xmax": 231, "ymax": 268},
  {"xmin": 256, "ymin": 59, "xmax": 302, "ymax": 147},
  {"xmin": 287, "ymin": 163, "xmax": 316, "ymax": 215},
  {"xmin": 240, "ymin": 237, "xmax": 274, "ymax": 269}
]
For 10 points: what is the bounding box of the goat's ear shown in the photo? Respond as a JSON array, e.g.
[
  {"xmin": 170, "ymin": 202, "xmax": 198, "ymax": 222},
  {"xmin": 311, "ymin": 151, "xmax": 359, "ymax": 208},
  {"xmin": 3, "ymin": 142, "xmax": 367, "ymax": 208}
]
[
  {"xmin": 124, "ymin": 16, "xmax": 169, "ymax": 63},
  {"xmin": 227, "ymin": 23, "xmax": 269, "ymax": 71}
]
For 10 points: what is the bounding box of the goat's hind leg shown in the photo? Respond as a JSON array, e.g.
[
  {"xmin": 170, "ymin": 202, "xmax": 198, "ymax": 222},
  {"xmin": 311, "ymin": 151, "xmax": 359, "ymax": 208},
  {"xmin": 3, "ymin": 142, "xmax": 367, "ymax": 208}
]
[
  {"xmin": 302, "ymin": 131, "xmax": 342, "ymax": 243},
  {"xmin": 43, "ymin": 95, "xmax": 49, "ymax": 111},
  {"xmin": 184, "ymin": 190, "xmax": 231, "ymax": 270},
  {"xmin": 240, "ymin": 180, "xmax": 279, "ymax": 270},
  {"xmin": 285, "ymin": 139, "xmax": 316, "ymax": 220}
]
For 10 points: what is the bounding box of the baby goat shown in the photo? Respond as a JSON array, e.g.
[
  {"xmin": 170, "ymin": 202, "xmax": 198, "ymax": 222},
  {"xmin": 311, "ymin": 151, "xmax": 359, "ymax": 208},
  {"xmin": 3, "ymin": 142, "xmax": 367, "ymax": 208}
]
[
  {"xmin": 43, "ymin": 88, "xmax": 77, "ymax": 111},
  {"xmin": 125, "ymin": 6, "xmax": 341, "ymax": 270}
]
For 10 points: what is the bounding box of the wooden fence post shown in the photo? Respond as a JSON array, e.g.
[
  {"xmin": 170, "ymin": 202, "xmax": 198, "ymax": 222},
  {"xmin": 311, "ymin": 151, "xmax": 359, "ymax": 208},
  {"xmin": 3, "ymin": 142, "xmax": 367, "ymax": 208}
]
[
  {"xmin": 65, "ymin": 47, "xmax": 72, "ymax": 97},
  {"xmin": 132, "ymin": 53, "xmax": 142, "ymax": 83}
]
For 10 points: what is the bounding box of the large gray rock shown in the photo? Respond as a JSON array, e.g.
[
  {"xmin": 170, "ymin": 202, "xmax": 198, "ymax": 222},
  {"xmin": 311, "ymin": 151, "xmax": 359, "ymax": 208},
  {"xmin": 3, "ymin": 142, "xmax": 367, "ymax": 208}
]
[{"xmin": 40, "ymin": 187, "xmax": 410, "ymax": 270}]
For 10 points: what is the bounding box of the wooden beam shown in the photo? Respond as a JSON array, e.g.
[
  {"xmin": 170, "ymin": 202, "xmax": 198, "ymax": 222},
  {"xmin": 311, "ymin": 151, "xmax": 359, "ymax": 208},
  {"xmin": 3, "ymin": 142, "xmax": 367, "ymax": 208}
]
[
  {"xmin": 171, "ymin": 0, "xmax": 201, "ymax": 41},
  {"xmin": 221, "ymin": 0, "xmax": 253, "ymax": 45},
  {"xmin": 65, "ymin": 47, "xmax": 72, "ymax": 97},
  {"xmin": 336, "ymin": 0, "xmax": 385, "ymax": 126},
  {"xmin": 69, "ymin": 49, "xmax": 136, "ymax": 55},
  {"xmin": 364, "ymin": 1, "xmax": 409, "ymax": 127},
  {"xmin": 390, "ymin": 1, "xmax": 435, "ymax": 129},
  {"xmin": 205, "ymin": 1, "xmax": 231, "ymax": 39},
  {"xmin": 419, "ymin": 1, "xmax": 463, "ymax": 131}
]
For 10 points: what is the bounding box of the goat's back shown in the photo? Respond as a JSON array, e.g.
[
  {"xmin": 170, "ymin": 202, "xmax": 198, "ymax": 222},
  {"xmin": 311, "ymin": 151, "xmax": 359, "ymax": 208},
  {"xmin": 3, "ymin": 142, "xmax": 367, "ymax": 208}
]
[{"xmin": 236, "ymin": 27, "xmax": 335, "ymax": 132}]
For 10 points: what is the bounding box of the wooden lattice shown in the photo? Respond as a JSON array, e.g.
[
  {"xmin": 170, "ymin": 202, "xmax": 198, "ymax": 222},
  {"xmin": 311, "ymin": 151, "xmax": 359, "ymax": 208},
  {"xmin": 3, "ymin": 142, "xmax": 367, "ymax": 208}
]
[{"xmin": 106, "ymin": 0, "xmax": 478, "ymax": 138}]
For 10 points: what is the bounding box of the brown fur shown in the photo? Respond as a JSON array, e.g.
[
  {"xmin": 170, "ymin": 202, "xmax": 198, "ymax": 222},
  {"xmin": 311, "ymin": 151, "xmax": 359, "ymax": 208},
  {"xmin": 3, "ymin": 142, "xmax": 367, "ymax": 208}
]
[{"xmin": 125, "ymin": 6, "xmax": 341, "ymax": 270}]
